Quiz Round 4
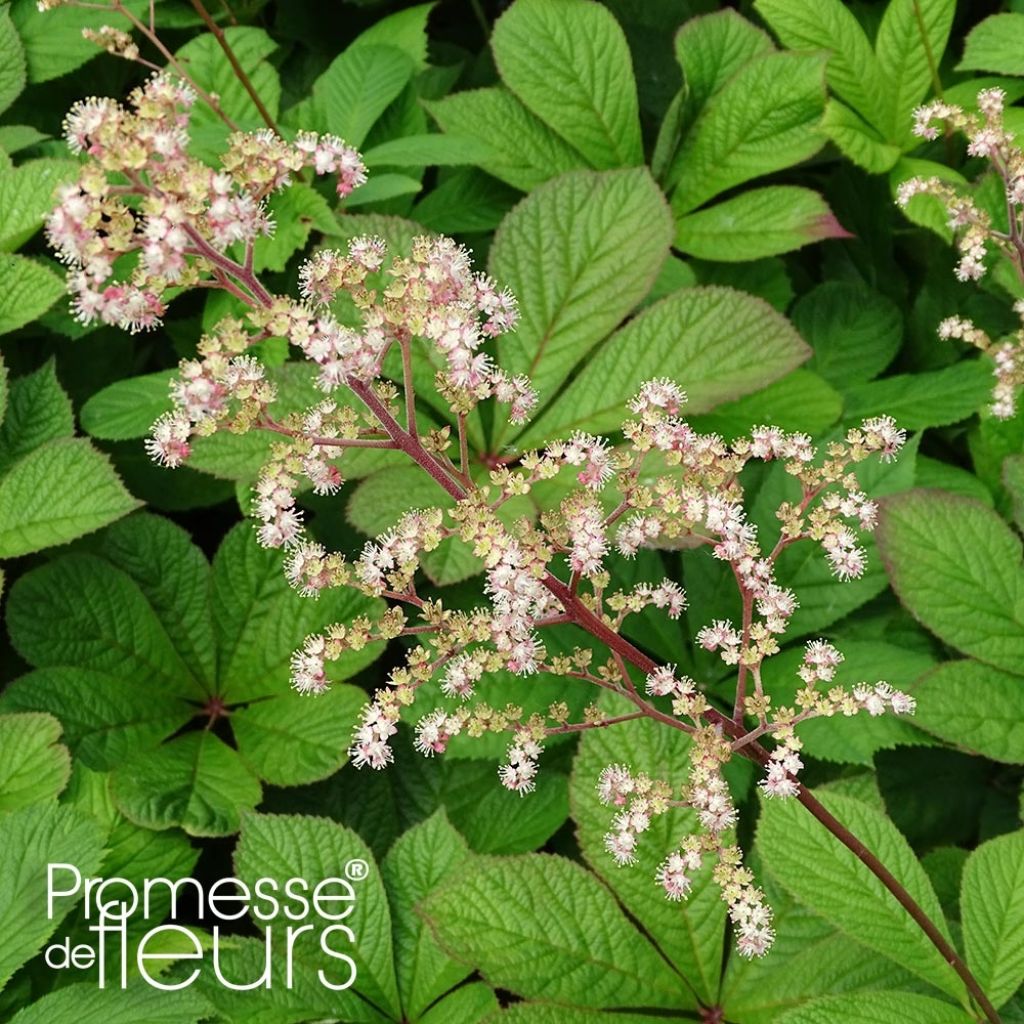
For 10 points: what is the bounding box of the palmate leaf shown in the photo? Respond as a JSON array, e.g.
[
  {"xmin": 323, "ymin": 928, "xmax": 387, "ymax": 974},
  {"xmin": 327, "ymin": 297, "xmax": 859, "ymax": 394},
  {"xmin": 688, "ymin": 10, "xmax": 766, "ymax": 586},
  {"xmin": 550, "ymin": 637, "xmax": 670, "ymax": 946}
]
[
  {"xmin": 776, "ymin": 992, "xmax": 973, "ymax": 1024},
  {"xmin": 420, "ymin": 852, "xmax": 691, "ymax": 1011},
  {"xmin": 7, "ymin": 983, "xmax": 208, "ymax": 1024},
  {"xmin": 3, "ymin": 514, "xmax": 385, "ymax": 834}
]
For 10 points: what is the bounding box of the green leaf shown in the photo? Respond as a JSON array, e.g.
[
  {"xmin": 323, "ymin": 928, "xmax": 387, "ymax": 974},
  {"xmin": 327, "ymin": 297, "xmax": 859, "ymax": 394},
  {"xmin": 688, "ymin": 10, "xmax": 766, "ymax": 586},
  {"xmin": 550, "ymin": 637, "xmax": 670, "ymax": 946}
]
[
  {"xmin": 419, "ymin": 984, "xmax": 498, "ymax": 1024},
  {"xmin": 758, "ymin": 641, "xmax": 934, "ymax": 765},
  {"xmin": 491, "ymin": 0, "xmax": 642, "ymax": 169},
  {"xmin": 959, "ymin": 14, "xmax": 1024, "ymax": 76},
  {"xmin": 232, "ymin": 683, "xmax": 367, "ymax": 786},
  {"xmin": 175, "ymin": 28, "xmax": 280, "ymax": 155},
  {"xmin": 916, "ymin": 454, "xmax": 994, "ymax": 506},
  {"xmin": 427, "ymin": 88, "xmax": 588, "ymax": 192},
  {"xmin": 253, "ymin": 184, "xmax": 336, "ymax": 273},
  {"xmin": 0, "ymin": 439, "xmax": 140, "ymax": 557},
  {"xmin": 234, "ymin": 812, "xmax": 400, "ymax": 1019},
  {"xmin": 0, "ymin": 802, "xmax": 105, "ymax": 988},
  {"xmin": 0, "ymin": 359, "xmax": 74, "ymax": 474},
  {"xmin": 962, "ymin": 829, "xmax": 1024, "ymax": 1007},
  {"xmin": 675, "ymin": 186, "xmax": 848, "ymax": 261},
  {"xmin": 669, "ymin": 52, "xmax": 826, "ymax": 214},
  {"xmin": 80, "ymin": 370, "xmax": 175, "ymax": 441},
  {"xmin": 0, "ymin": 667, "xmax": 192, "ymax": 772},
  {"xmin": 674, "ymin": 10, "xmax": 776, "ymax": 117},
  {"xmin": 420, "ymin": 853, "xmax": 689, "ymax": 1009},
  {"xmin": 0, "ymin": 125, "xmax": 49, "ymax": 155},
  {"xmin": 775, "ymin": 992, "xmax": 973, "ymax": 1024},
  {"xmin": 382, "ymin": 810, "xmax": 473, "ymax": 1018},
  {"xmin": 518, "ymin": 285, "xmax": 809, "ymax": 446},
  {"xmin": 875, "ymin": 0, "xmax": 955, "ymax": 145},
  {"xmin": 754, "ymin": 0, "xmax": 885, "ymax": 129},
  {"xmin": 913, "ymin": 660, "xmax": 1024, "ymax": 764},
  {"xmin": 111, "ymin": 731, "xmax": 261, "ymax": 837},
  {"xmin": 488, "ymin": 167, "xmax": 672, "ymax": 448},
  {"xmin": 299, "ymin": 43, "xmax": 413, "ymax": 148},
  {"xmin": 363, "ymin": 133, "xmax": 498, "ymax": 168},
  {"xmin": 8, "ymin": 982, "xmax": 210, "ymax": 1024},
  {"xmin": 757, "ymin": 791, "xmax": 963, "ymax": 999},
  {"xmin": 340, "ymin": 172, "xmax": 422, "ymax": 207},
  {"xmin": 0, "ymin": 253, "xmax": 65, "ymax": 334},
  {"xmin": 350, "ymin": 2, "xmax": 433, "ymax": 69},
  {"xmin": 0, "ymin": 159, "xmax": 78, "ymax": 252},
  {"xmin": 211, "ymin": 522, "xmax": 386, "ymax": 702},
  {"xmin": 791, "ymin": 282, "xmax": 902, "ymax": 387},
  {"xmin": 821, "ymin": 99, "xmax": 902, "ymax": 174},
  {"xmin": 9, "ymin": 0, "xmax": 149, "ymax": 83},
  {"xmin": 877, "ymin": 490, "xmax": 1024, "ymax": 674},
  {"xmin": 843, "ymin": 361, "xmax": 993, "ymax": 430},
  {"xmin": 0, "ymin": 713, "xmax": 70, "ymax": 813},
  {"xmin": 495, "ymin": 1009, "xmax": 665, "ymax": 1024},
  {"xmin": 0, "ymin": 7, "xmax": 26, "ymax": 115},
  {"xmin": 570, "ymin": 700, "xmax": 723, "ymax": 1005}
]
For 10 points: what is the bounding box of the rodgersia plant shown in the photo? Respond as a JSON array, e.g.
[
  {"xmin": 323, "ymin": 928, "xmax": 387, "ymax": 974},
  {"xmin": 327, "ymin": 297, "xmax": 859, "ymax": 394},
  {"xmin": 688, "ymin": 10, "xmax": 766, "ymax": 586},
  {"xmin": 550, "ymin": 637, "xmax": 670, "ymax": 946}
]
[
  {"xmin": 898, "ymin": 87, "xmax": 1024, "ymax": 419},
  {"xmin": 42, "ymin": 71, "xmax": 932, "ymax": 965}
]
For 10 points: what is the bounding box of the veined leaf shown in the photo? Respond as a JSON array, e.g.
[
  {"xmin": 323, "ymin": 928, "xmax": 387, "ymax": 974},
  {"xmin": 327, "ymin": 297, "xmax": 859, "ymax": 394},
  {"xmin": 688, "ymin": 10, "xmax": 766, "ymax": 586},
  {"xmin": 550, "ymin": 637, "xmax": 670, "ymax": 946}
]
[
  {"xmin": 7, "ymin": 983, "xmax": 210, "ymax": 1024},
  {"xmin": 877, "ymin": 490, "xmax": 1024, "ymax": 673},
  {"xmin": 821, "ymin": 99, "xmax": 902, "ymax": 174},
  {"xmin": 775, "ymin": 991, "xmax": 973, "ymax": 1024},
  {"xmin": 962, "ymin": 829, "xmax": 1024, "ymax": 1008},
  {"xmin": 0, "ymin": 7, "xmax": 26, "ymax": 115},
  {"xmin": 0, "ymin": 359, "xmax": 74, "ymax": 474},
  {"xmin": 0, "ymin": 159, "xmax": 77, "ymax": 252},
  {"xmin": 0, "ymin": 253, "xmax": 65, "ymax": 334},
  {"xmin": 492, "ymin": 0, "xmax": 642, "ymax": 169},
  {"xmin": 0, "ymin": 713, "xmax": 70, "ymax": 813},
  {"xmin": 960, "ymin": 14, "xmax": 1024, "ymax": 76}
]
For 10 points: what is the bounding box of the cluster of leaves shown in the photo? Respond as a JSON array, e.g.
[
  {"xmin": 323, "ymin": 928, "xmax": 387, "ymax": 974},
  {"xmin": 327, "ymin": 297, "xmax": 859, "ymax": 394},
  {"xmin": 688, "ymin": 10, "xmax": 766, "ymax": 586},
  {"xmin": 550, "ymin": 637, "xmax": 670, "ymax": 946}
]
[{"xmin": 3, "ymin": 0, "xmax": 1024, "ymax": 1022}]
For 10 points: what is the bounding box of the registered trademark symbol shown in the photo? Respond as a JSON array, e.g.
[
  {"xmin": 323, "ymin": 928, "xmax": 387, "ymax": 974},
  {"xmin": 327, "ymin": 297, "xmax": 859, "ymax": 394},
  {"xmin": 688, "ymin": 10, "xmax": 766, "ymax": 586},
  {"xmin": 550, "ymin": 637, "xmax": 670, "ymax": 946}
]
[{"xmin": 345, "ymin": 859, "xmax": 369, "ymax": 882}]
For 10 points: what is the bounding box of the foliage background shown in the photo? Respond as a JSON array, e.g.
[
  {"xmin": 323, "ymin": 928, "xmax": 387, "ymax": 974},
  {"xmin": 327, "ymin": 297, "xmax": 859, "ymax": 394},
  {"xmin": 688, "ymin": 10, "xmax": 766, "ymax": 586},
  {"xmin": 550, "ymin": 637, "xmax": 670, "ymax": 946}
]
[{"xmin": 1, "ymin": 0, "xmax": 1024, "ymax": 1021}]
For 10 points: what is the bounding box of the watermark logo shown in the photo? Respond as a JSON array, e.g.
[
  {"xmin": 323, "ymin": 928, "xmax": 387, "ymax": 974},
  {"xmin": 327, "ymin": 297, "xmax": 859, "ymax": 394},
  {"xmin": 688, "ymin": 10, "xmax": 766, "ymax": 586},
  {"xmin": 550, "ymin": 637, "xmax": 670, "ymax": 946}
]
[{"xmin": 44, "ymin": 863, "xmax": 366, "ymax": 992}]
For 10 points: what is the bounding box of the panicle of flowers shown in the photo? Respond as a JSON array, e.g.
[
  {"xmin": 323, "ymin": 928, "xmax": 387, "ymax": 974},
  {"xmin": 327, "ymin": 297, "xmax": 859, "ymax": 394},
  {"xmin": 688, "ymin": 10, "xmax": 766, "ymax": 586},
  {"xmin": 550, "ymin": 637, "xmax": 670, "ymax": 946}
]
[
  {"xmin": 499, "ymin": 729, "xmax": 544, "ymax": 796},
  {"xmin": 81, "ymin": 25, "xmax": 139, "ymax": 61},
  {"xmin": 356, "ymin": 509, "xmax": 445, "ymax": 594}
]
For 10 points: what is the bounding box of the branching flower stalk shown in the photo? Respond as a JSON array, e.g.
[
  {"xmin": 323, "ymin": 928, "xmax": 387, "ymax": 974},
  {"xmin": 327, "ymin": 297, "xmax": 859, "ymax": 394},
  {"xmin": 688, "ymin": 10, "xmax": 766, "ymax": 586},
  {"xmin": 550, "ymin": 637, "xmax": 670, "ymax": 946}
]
[
  {"xmin": 44, "ymin": 70, "xmax": 1002, "ymax": 1023},
  {"xmin": 898, "ymin": 87, "xmax": 1024, "ymax": 420}
]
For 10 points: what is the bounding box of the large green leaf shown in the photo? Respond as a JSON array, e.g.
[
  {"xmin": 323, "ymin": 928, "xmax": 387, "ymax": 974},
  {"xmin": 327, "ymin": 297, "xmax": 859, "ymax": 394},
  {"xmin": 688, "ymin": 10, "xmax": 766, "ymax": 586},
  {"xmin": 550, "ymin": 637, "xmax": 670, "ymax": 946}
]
[
  {"xmin": 675, "ymin": 186, "xmax": 847, "ymax": 261},
  {"xmin": 791, "ymin": 281, "xmax": 902, "ymax": 387},
  {"xmin": 0, "ymin": 253, "xmax": 65, "ymax": 334},
  {"xmin": 420, "ymin": 853, "xmax": 690, "ymax": 1010},
  {"xmin": 427, "ymin": 88, "xmax": 588, "ymax": 192},
  {"xmin": 111, "ymin": 730, "xmax": 261, "ymax": 837},
  {"xmin": 487, "ymin": 167, "xmax": 672, "ymax": 449},
  {"xmin": 7, "ymin": 984, "xmax": 210, "ymax": 1024},
  {"xmin": 959, "ymin": 14, "xmax": 1024, "ymax": 76},
  {"xmin": 518, "ymin": 285, "xmax": 809, "ymax": 446},
  {"xmin": 0, "ymin": 713, "xmax": 70, "ymax": 813},
  {"xmin": 491, "ymin": 0, "xmax": 642, "ymax": 169},
  {"xmin": 669, "ymin": 52, "xmax": 826, "ymax": 213},
  {"xmin": 570, "ymin": 699, "xmax": 724, "ymax": 1005},
  {"xmin": 877, "ymin": 491, "xmax": 1024, "ymax": 674},
  {"xmin": 382, "ymin": 811, "xmax": 473, "ymax": 1019},
  {"xmin": 0, "ymin": 803, "xmax": 105, "ymax": 988},
  {"xmin": 0, "ymin": 359, "xmax": 74, "ymax": 474},
  {"xmin": 0, "ymin": 7, "xmax": 25, "ymax": 115},
  {"xmin": 234, "ymin": 812, "xmax": 401, "ymax": 1020},
  {"xmin": 0, "ymin": 159, "xmax": 78, "ymax": 252},
  {"xmin": 875, "ymin": 0, "xmax": 955, "ymax": 144},
  {"xmin": 962, "ymin": 829, "xmax": 1024, "ymax": 1008},
  {"xmin": 757, "ymin": 791, "xmax": 962, "ymax": 999},
  {"xmin": 776, "ymin": 991, "xmax": 973, "ymax": 1024},
  {"xmin": 0, "ymin": 439, "xmax": 140, "ymax": 557}
]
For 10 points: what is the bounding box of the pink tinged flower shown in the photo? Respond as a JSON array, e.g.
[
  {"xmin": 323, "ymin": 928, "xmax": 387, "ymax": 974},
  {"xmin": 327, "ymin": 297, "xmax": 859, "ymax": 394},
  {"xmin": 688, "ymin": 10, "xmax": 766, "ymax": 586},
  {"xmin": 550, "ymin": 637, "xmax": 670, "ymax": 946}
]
[
  {"xmin": 290, "ymin": 634, "xmax": 328, "ymax": 695},
  {"xmin": 567, "ymin": 503, "xmax": 607, "ymax": 576},
  {"xmin": 629, "ymin": 378, "xmax": 687, "ymax": 420},
  {"xmin": 597, "ymin": 764, "xmax": 635, "ymax": 805},
  {"xmin": 563, "ymin": 432, "xmax": 614, "ymax": 490},
  {"xmin": 349, "ymin": 701, "xmax": 399, "ymax": 769},
  {"xmin": 414, "ymin": 710, "xmax": 459, "ymax": 756},
  {"xmin": 656, "ymin": 853, "xmax": 693, "ymax": 901},
  {"xmin": 441, "ymin": 653, "xmax": 484, "ymax": 700},
  {"xmin": 650, "ymin": 580, "xmax": 686, "ymax": 618},
  {"xmin": 146, "ymin": 411, "xmax": 191, "ymax": 467},
  {"xmin": 604, "ymin": 829, "xmax": 637, "ymax": 865},
  {"xmin": 499, "ymin": 736, "xmax": 542, "ymax": 796}
]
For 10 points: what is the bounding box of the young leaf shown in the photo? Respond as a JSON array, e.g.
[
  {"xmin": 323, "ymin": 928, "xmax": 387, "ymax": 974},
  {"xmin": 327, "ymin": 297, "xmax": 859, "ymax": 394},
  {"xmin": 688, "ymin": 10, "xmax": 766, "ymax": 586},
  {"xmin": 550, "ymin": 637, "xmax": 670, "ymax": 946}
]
[
  {"xmin": 381, "ymin": 810, "xmax": 473, "ymax": 1019},
  {"xmin": 791, "ymin": 281, "xmax": 902, "ymax": 387},
  {"xmin": 754, "ymin": 0, "xmax": 884, "ymax": 129},
  {"xmin": 0, "ymin": 713, "xmax": 70, "ymax": 813},
  {"xmin": 570, "ymin": 700, "xmax": 724, "ymax": 1006},
  {"xmin": 0, "ymin": 253, "xmax": 65, "ymax": 334},
  {"xmin": 427, "ymin": 88, "xmax": 589, "ymax": 192},
  {"xmin": 775, "ymin": 991, "xmax": 974, "ymax": 1024},
  {"xmin": 821, "ymin": 99, "xmax": 902, "ymax": 173},
  {"xmin": 491, "ymin": 0, "xmax": 643, "ymax": 169},
  {"xmin": 913, "ymin": 660, "xmax": 1024, "ymax": 764},
  {"xmin": 0, "ymin": 439, "xmax": 140, "ymax": 558},
  {"xmin": 517, "ymin": 285, "xmax": 809, "ymax": 446},
  {"xmin": 959, "ymin": 14, "xmax": 1024, "ymax": 76},
  {"xmin": 962, "ymin": 829, "xmax": 1024, "ymax": 1008},
  {"xmin": 877, "ymin": 491, "xmax": 1024, "ymax": 674},
  {"xmin": 420, "ymin": 853, "xmax": 691, "ymax": 1010},
  {"xmin": 875, "ymin": 0, "xmax": 955, "ymax": 144},
  {"xmin": 234, "ymin": 812, "xmax": 401, "ymax": 1020},
  {"xmin": 669, "ymin": 52, "xmax": 827, "ymax": 214},
  {"xmin": 0, "ymin": 803, "xmax": 105, "ymax": 988},
  {"xmin": 488, "ymin": 168, "xmax": 672, "ymax": 449},
  {"xmin": 0, "ymin": 359, "xmax": 74, "ymax": 473},
  {"xmin": 111, "ymin": 731, "xmax": 261, "ymax": 837},
  {"xmin": 757, "ymin": 791, "xmax": 963, "ymax": 999},
  {"xmin": 675, "ymin": 186, "xmax": 848, "ymax": 261}
]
